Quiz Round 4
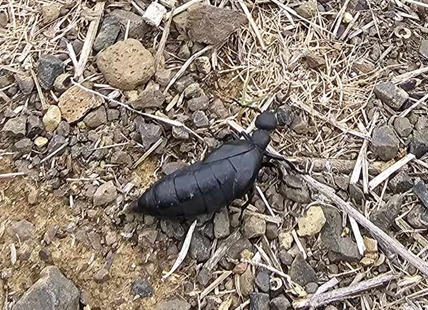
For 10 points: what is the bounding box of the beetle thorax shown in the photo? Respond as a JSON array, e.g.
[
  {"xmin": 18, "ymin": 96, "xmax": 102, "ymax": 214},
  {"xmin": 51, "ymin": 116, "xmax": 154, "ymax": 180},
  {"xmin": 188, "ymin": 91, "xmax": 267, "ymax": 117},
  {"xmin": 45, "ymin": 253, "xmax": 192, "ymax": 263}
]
[{"xmin": 251, "ymin": 130, "xmax": 270, "ymax": 150}]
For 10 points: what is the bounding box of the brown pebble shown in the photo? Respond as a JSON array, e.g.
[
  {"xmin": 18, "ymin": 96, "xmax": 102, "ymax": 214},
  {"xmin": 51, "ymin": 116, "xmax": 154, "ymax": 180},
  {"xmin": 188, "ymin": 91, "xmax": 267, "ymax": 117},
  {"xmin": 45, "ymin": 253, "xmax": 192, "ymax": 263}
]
[
  {"xmin": 94, "ymin": 268, "xmax": 110, "ymax": 283},
  {"xmin": 233, "ymin": 262, "xmax": 248, "ymax": 275}
]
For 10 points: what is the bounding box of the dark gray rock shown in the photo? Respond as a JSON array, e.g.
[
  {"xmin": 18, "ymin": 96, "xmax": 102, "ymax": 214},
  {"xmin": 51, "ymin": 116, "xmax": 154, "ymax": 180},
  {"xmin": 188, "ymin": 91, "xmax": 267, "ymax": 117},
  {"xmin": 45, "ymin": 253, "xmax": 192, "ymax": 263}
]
[
  {"xmin": 374, "ymin": 81, "xmax": 409, "ymax": 110},
  {"xmin": 131, "ymin": 279, "xmax": 153, "ymax": 298},
  {"xmin": 249, "ymin": 292, "xmax": 270, "ymax": 310},
  {"xmin": 172, "ymin": 126, "xmax": 189, "ymax": 140},
  {"xmin": 107, "ymin": 109, "xmax": 120, "ymax": 121},
  {"xmin": 394, "ymin": 117, "xmax": 413, "ymax": 138},
  {"xmin": 349, "ymin": 183, "xmax": 365, "ymax": 204},
  {"xmin": 270, "ymin": 193, "xmax": 285, "ymax": 211},
  {"xmin": 155, "ymin": 69, "xmax": 173, "ymax": 87},
  {"xmin": 289, "ymin": 254, "xmax": 318, "ymax": 286},
  {"xmin": 12, "ymin": 266, "xmax": 79, "ymax": 310},
  {"xmin": 26, "ymin": 114, "xmax": 44, "ymax": 138},
  {"xmin": 110, "ymin": 9, "xmax": 155, "ymax": 41},
  {"xmin": 154, "ymin": 298, "xmax": 191, "ymax": 310},
  {"xmin": 192, "ymin": 110, "xmax": 209, "ymax": 127},
  {"xmin": 7, "ymin": 220, "xmax": 35, "ymax": 242},
  {"xmin": 83, "ymin": 106, "xmax": 107, "ymax": 129},
  {"xmin": 94, "ymin": 15, "xmax": 120, "ymax": 51},
  {"xmin": 189, "ymin": 230, "xmax": 211, "ymax": 262},
  {"xmin": 160, "ymin": 219, "xmax": 185, "ymax": 239},
  {"xmin": 2, "ymin": 116, "xmax": 26, "ymax": 138},
  {"xmin": 415, "ymin": 116, "xmax": 428, "ymax": 132},
  {"xmin": 128, "ymin": 87, "xmax": 165, "ymax": 110},
  {"xmin": 37, "ymin": 55, "xmax": 64, "ymax": 90},
  {"xmin": 197, "ymin": 267, "xmax": 212, "ymax": 286},
  {"xmin": 173, "ymin": 75, "xmax": 194, "ymax": 93},
  {"xmin": 371, "ymin": 125, "xmax": 399, "ymax": 161},
  {"xmin": 55, "ymin": 121, "xmax": 70, "ymax": 137},
  {"xmin": 111, "ymin": 151, "xmax": 132, "ymax": 166},
  {"xmin": 138, "ymin": 122, "xmax": 162, "ymax": 151},
  {"xmin": 186, "ymin": 4, "xmax": 247, "ymax": 45},
  {"xmin": 320, "ymin": 207, "xmax": 361, "ymax": 262},
  {"xmin": 334, "ymin": 175, "xmax": 349, "ymax": 191},
  {"xmin": 14, "ymin": 138, "xmax": 33, "ymax": 153},
  {"xmin": 271, "ymin": 295, "xmax": 291, "ymax": 310},
  {"xmin": 213, "ymin": 208, "xmax": 230, "ymax": 239},
  {"xmin": 407, "ymin": 204, "xmax": 428, "ymax": 229},
  {"xmin": 419, "ymin": 39, "xmax": 428, "ymax": 59},
  {"xmin": 15, "ymin": 74, "xmax": 34, "ymax": 94},
  {"xmin": 409, "ymin": 128, "xmax": 428, "ymax": 159},
  {"xmin": 219, "ymin": 236, "xmax": 253, "ymax": 269},
  {"xmin": 281, "ymin": 175, "xmax": 311, "ymax": 203},
  {"xmin": 370, "ymin": 194, "xmax": 402, "ymax": 232},
  {"xmin": 47, "ymin": 134, "xmax": 66, "ymax": 154},
  {"xmin": 255, "ymin": 271, "xmax": 270, "ymax": 293},
  {"xmin": 161, "ymin": 161, "xmax": 188, "ymax": 175},
  {"xmin": 243, "ymin": 215, "xmax": 266, "ymax": 239},
  {"xmin": 389, "ymin": 171, "xmax": 413, "ymax": 193},
  {"xmin": 210, "ymin": 98, "xmax": 229, "ymax": 119},
  {"xmin": 187, "ymin": 95, "xmax": 209, "ymax": 111},
  {"xmin": 278, "ymin": 249, "xmax": 293, "ymax": 266},
  {"xmin": 265, "ymin": 223, "xmax": 280, "ymax": 240},
  {"xmin": 305, "ymin": 282, "xmax": 319, "ymax": 294}
]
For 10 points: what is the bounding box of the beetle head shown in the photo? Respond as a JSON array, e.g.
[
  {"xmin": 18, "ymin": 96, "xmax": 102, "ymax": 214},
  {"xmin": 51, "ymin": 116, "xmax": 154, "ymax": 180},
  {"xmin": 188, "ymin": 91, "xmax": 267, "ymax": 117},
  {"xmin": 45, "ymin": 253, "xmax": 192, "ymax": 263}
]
[
  {"xmin": 252, "ymin": 129, "xmax": 271, "ymax": 150},
  {"xmin": 255, "ymin": 112, "xmax": 277, "ymax": 131}
]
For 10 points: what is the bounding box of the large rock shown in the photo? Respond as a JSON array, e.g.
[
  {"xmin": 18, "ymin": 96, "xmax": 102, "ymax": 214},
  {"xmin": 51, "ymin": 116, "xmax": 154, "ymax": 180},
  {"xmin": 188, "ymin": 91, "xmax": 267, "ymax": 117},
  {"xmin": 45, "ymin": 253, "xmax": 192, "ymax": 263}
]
[
  {"xmin": 2, "ymin": 117, "xmax": 26, "ymax": 138},
  {"xmin": 12, "ymin": 266, "xmax": 79, "ymax": 310},
  {"xmin": 185, "ymin": 4, "xmax": 247, "ymax": 45},
  {"xmin": 97, "ymin": 39, "xmax": 155, "ymax": 90},
  {"xmin": 93, "ymin": 15, "xmax": 120, "ymax": 52},
  {"xmin": 409, "ymin": 128, "xmax": 428, "ymax": 159},
  {"xmin": 93, "ymin": 181, "xmax": 117, "ymax": 206},
  {"xmin": 110, "ymin": 9, "xmax": 156, "ymax": 41},
  {"xmin": 374, "ymin": 81, "xmax": 409, "ymax": 110},
  {"xmin": 371, "ymin": 125, "xmax": 399, "ymax": 161},
  {"xmin": 58, "ymin": 86, "xmax": 103, "ymax": 123},
  {"xmin": 37, "ymin": 55, "xmax": 64, "ymax": 90},
  {"xmin": 289, "ymin": 254, "xmax": 318, "ymax": 286},
  {"xmin": 320, "ymin": 206, "xmax": 361, "ymax": 262}
]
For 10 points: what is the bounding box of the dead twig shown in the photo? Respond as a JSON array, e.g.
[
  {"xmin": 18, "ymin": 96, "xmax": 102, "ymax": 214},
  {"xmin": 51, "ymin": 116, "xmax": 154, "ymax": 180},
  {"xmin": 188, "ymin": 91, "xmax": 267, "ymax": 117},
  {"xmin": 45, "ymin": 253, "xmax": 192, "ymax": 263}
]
[{"xmin": 293, "ymin": 273, "xmax": 399, "ymax": 309}]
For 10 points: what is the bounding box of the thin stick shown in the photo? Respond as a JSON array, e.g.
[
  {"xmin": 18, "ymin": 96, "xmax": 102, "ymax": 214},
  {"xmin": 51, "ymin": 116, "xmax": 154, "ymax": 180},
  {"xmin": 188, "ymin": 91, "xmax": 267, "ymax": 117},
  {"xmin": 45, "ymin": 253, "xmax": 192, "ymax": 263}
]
[
  {"xmin": 293, "ymin": 273, "xmax": 399, "ymax": 309},
  {"xmin": 204, "ymin": 230, "xmax": 241, "ymax": 271},
  {"xmin": 155, "ymin": 5, "xmax": 175, "ymax": 71},
  {"xmin": 162, "ymin": 219, "xmax": 197, "ymax": 279},
  {"xmin": 75, "ymin": 2, "xmax": 105, "ymax": 80},
  {"xmin": 200, "ymin": 271, "xmax": 232, "ymax": 299},
  {"xmin": 0, "ymin": 172, "xmax": 26, "ymax": 179},
  {"xmin": 368, "ymin": 154, "xmax": 416, "ymax": 191},
  {"xmin": 165, "ymin": 0, "xmax": 204, "ymax": 19},
  {"xmin": 399, "ymin": 93, "xmax": 428, "ymax": 118},
  {"xmin": 237, "ymin": 0, "xmax": 266, "ymax": 50},
  {"xmin": 349, "ymin": 216, "xmax": 366, "ymax": 255},
  {"xmin": 29, "ymin": 68, "xmax": 48, "ymax": 110},
  {"xmin": 391, "ymin": 66, "xmax": 428, "ymax": 84},
  {"xmin": 292, "ymin": 99, "xmax": 369, "ymax": 139},
  {"xmin": 163, "ymin": 45, "xmax": 213, "ymax": 94},
  {"xmin": 40, "ymin": 139, "xmax": 69, "ymax": 164},
  {"xmin": 132, "ymin": 138, "xmax": 164, "ymax": 169}
]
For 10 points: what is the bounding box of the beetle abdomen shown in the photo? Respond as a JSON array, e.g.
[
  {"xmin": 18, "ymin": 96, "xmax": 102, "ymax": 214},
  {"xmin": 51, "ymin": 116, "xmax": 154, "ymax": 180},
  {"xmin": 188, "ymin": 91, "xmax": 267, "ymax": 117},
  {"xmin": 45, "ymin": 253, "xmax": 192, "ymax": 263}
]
[{"xmin": 133, "ymin": 143, "xmax": 263, "ymax": 218}]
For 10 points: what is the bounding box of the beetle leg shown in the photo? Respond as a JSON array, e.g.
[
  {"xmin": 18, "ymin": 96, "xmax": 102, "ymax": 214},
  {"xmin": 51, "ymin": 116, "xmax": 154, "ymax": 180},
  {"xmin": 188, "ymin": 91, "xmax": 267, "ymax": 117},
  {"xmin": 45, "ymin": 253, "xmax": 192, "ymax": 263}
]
[
  {"xmin": 238, "ymin": 186, "xmax": 255, "ymax": 222},
  {"xmin": 263, "ymin": 151, "xmax": 303, "ymax": 173}
]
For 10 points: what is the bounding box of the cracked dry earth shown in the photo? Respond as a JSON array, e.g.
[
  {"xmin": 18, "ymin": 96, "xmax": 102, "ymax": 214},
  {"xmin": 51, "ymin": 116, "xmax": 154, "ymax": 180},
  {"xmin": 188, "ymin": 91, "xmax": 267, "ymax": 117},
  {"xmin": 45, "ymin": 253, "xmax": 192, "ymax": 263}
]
[{"xmin": 2, "ymin": 0, "xmax": 428, "ymax": 310}]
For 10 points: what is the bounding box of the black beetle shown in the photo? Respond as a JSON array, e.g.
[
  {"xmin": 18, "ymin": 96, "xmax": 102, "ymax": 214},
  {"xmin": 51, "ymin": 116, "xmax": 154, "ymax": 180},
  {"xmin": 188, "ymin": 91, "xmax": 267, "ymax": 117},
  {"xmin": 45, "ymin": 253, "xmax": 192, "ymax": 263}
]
[{"xmin": 123, "ymin": 110, "xmax": 293, "ymax": 218}]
